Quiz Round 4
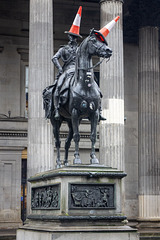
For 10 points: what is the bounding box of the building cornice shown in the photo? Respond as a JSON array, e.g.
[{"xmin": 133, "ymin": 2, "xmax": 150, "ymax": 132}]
[{"xmin": 0, "ymin": 132, "xmax": 27, "ymax": 138}]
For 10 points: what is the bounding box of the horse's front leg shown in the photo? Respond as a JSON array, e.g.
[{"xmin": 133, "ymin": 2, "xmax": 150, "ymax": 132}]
[
  {"xmin": 52, "ymin": 119, "xmax": 62, "ymax": 168},
  {"xmin": 71, "ymin": 108, "xmax": 81, "ymax": 164},
  {"xmin": 64, "ymin": 120, "xmax": 73, "ymax": 166},
  {"xmin": 90, "ymin": 110, "xmax": 99, "ymax": 164}
]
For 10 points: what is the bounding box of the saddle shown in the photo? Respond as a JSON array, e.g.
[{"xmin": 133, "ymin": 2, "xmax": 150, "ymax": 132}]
[{"xmin": 42, "ymin": 68, "xmax": 75, "ymax": 119}]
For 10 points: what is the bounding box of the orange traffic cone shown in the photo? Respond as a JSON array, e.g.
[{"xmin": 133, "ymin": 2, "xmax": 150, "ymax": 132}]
[
  {"xmin": 94, "ymin": 16, "xmax": 120, "ymax": 44},
  {"xmin": 99, "ymin": 16, "xmax": 120, "ymax": 37},
  {"xmin": 65, "ymin": 6, "xmax": 82, "ymax": 38}
]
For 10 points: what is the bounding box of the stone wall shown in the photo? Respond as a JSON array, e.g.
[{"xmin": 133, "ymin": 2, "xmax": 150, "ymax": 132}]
[
  {"xmin": 0, "ymin": 45, "xmax": 21, "ymax": 117},
  {"xmin": 0, "ymin": 120, "xmax": 27, "ymax": 229}
]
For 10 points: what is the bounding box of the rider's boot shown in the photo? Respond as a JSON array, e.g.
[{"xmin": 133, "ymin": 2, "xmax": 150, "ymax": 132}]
[
  {"xmin": 99, "ymin": 107, "xmax": 106, "ymax": 121},
  {"xmin": 99, "ymin": 114, "xmax": 106, "ymax": 121}
]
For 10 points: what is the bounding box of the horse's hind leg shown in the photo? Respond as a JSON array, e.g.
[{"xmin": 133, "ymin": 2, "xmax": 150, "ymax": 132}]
[
  {"xmin": 52, "ymin": 119, "xmax": 62, "ymax": 168},
  {"xmin": 90, "ymin": 110, "xmax": 99, "ymax": 164},
  {"xmin": 72, "ymin": 108, "xmax": 81, "ymax": 164},
  {"xmin": 64, "ymin": 120, "xmax": 73, "ymax": 166}
]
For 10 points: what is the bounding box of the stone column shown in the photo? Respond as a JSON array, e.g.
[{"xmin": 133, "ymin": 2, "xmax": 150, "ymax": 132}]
[
  {"xmin": 27, "ymin": 0, "xmax": 54, "ymax": 211},
  {"xmin": 138, "ymin": 27, "xmax": 160, "ymax": 219},
  {"xmin": 99, "ymin": 0, "xmax": 124, "ymax": 170}
]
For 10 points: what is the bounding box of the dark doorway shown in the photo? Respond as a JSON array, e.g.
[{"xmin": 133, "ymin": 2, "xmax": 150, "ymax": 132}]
[{"xmin": 21, "ymin": 159, "xmax": 27, "ymax": 223}]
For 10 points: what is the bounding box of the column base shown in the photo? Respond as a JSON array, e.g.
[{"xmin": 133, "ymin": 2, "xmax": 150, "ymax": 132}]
[
  {"xmin": 137, "ymin": 220, "xmax": 160, "ymax": 240},
  {"xmin": 127, "ymin": 219, "xmax": 160, "ymax": 240}
]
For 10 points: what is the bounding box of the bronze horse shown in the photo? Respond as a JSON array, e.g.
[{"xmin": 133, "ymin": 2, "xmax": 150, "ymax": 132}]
[{"xmin": 44, "ymin": 29, "xmax": 112, "ymax": 168}]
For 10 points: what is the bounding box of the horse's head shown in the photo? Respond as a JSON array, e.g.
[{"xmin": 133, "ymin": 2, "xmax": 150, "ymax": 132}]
[{"xmin": 87, "ymin": 29, "xmax": 112, "ymax": 58}]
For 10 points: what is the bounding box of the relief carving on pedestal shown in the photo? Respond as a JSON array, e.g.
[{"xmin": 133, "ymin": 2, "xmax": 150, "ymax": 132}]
[
  {"xmin": 31, "ymin": 184, "xmax": 60, "ymax": 210},
  {"xmin": 69, "ymin": 184, "xmax": 114, "ymax": 209}
]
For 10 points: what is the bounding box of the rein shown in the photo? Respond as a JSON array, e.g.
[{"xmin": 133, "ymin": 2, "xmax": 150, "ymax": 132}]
[{"xmin": 77, "ymin": 57, "xmax": 110, "ymax": 71}]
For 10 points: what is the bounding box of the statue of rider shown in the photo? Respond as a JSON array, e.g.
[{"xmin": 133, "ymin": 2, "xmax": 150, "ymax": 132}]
[
  {"xmin": 52, "ymin": 6, "xmax": 106, "ymax": 121},
  {"xmin": 52, "ymin": 6, "xmax": 82, "ymax": 120}
]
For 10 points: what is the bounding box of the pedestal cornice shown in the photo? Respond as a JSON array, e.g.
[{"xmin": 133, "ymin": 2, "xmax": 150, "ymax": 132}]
[
  {"xmin": 27, "ymin": 214, "xmax": 127, "ymax": 222},
  {"xmin": 28, "ymin": 165, "xmax": 127, "ymax": 182}
]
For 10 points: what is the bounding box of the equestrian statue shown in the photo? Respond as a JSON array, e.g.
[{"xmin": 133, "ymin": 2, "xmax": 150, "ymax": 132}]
[{"xmin": 43, "ymin": 6, "xmax": 120, "ymax": 168}]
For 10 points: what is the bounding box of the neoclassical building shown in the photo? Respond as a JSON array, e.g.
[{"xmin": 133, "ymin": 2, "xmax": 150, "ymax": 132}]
[{"xmin": 0, "ymin": 0, "xmax": 160, "ymax": 239}]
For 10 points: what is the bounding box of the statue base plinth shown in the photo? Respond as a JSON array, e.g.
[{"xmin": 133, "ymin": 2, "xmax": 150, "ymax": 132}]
[
  {"xmin": 17, "ymin": 223, "xmax": 138, "ymax": 240},
  {"xmin": 17, "ymin": 165, "xmax": 139, "ymax": 240}
]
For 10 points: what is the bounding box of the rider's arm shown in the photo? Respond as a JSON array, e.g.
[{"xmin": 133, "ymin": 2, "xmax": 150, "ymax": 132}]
[{"xmin": 52, "ymin": 48, "xmax": 63, "ymax": 75}]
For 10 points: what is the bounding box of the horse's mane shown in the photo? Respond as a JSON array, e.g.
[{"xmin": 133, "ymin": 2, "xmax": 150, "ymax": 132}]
[
  {"xmin": 74, "ymin": 36, "xmax": 89, "ymax": 81},
  {"xmin": 77, "ymin": 36, "xmax": 89, "ymax": 56}
]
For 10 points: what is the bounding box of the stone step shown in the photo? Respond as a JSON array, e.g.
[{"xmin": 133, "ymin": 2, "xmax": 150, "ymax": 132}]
[{"xmin": 0, "ymin": 229, "xmax": 16, "ymax": 240}]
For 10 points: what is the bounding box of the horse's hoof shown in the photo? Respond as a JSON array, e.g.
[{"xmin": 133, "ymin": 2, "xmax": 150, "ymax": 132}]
[
  {"xmin": 90, "ymin": 157, "xmax": 99, "ymax": 165},
  {"xmin": 64, "ymin": 161, "xmax": 69, "ymax": 166},
  {"xmin": 73, "ymin": 158, "xmax": 82, "ymax": 165},
  {"xmin": 56, "ymin": 164, "xmax": 62, "ymax": 169}
]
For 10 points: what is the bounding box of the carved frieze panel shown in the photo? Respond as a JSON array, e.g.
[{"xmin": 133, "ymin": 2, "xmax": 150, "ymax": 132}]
[
  {"xmin": 31, "ymin": 184, "xmax": 60, "ymax": 210},
  {"xmin": 69, "ymin": 184, "xmax": 115, "ymax": 209}
]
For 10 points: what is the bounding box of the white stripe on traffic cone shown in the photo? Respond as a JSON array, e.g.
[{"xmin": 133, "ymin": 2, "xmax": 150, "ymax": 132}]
[{"xmin": 99, "ymin": 16, "xmax": 120, "ymax": 37}]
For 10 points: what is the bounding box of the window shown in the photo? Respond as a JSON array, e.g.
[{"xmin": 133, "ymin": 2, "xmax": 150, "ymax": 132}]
[{"xmin": 25, "ymin": 66, "xmax": 28, "ymax": 118}]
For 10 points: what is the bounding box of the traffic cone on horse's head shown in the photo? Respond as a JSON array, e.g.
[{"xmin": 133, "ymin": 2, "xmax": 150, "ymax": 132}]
[
  {"xmin": 94, "ymin": 16, "xmax": 120, "ymax": 44},
  {"xmin": 65, "ymin": 6, "xmax": 82, "ymax": 38},
  {"xmin": 99, "ymin": 16, "xmax": 120, "ymax": 37}
]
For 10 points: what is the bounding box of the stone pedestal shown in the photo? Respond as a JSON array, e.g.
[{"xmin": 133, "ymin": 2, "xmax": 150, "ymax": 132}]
[
  {"xmin": 17, "ymin": 226, "xmax": 138, "ymax": 240},
  {"xmin": 17, "ymin": 166, "xmax": 139, "ymax": 240}
]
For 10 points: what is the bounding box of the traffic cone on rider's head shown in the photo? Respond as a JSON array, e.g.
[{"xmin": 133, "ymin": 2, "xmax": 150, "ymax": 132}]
[
  {"xmin": 94, "ymin": 16, "xmax": 120, "ymax": 44},
  {"xmin": 65, "ymin": 6, "xmax": 82, "ymax": 38}
]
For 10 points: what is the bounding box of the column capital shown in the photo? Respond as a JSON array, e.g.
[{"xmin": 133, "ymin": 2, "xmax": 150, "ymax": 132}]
[
  {"xmin": 17, "ymin": 48, "xmax": 29, "ymax": 62},
  {"xmin": 100, "ymin": 0, "xmax": 124, "ymax": 4}
]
